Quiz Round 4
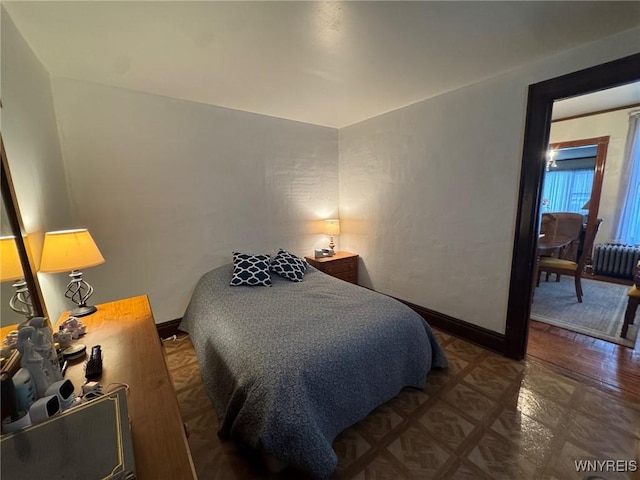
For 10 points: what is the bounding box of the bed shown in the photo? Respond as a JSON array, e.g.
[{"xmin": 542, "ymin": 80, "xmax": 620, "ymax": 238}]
[{"xmin": 179, "ymin": 262, "xmax": 448, "ymax": 478}]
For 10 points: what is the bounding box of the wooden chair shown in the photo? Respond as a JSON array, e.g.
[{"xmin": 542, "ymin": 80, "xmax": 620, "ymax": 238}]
[
  {"xmin": 540, "ymin": 212, "xmax": 584, "ymax": 259},
  {"xmin": 537, "ymin": 218, "xmax": 602, "ymax": 303},
  {"xmin": 539, "ymin": 213, "xmax": 558, "ymax": 240},
  {"xmin": 622, "ymin": 261, "xmax": 640, "ymax": 338},
  {"xmin": 621, "ymin": 285, "xmax": 640, "ymax": 338},
  {"xmin": 540, "ymin": 212, "xmax": 585, "ymax": 282},
  {"xmin": 553, "ymin": 212, "xmax": 585, "ymax": 262}
]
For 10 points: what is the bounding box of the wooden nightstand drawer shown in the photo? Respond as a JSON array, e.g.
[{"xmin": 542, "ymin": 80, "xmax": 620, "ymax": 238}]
[
  {"xmin": 333, "ymin": 271, "xmax": 357, "ymax": 283},
  {"xmin": 324, "ymin": 260, "xmax": 355, "ymax": 275},
  {"xmin": 305, "ymin": 252, "xmax": 359, "ymax": 284}
]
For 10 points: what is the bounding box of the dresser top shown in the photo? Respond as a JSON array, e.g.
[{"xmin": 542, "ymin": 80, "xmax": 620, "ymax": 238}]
[{"xmin": 58, "ymin": 295, "xmax": 196, "ymax": 479}]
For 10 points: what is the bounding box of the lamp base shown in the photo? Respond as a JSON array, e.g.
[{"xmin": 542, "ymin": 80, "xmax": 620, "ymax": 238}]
[
  {"xmin": 10, "ymin": 279, "xmax": 35, "ymax": 318},
  {"xmin": 69, "ymin": 305, "xmax": 97, "ymax": 317}
]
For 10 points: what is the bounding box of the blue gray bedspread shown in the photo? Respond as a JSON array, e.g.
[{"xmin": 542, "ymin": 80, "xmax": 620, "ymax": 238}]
[{"xmin": 179, "ymin": 264, "xmax": 447, "ymax": 478}]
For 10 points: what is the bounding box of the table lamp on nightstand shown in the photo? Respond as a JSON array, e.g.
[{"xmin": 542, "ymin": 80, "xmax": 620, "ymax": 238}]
[
  {"xmin": 323, "ymin": 219, "xmax": 340, "ymax": 252},
  {"xmin": 39, "ymin": 229, "xmax": 105, "ymax": 317},
  {"xmin": 0, "ymin": 236, "xmax": 35, "ymax": 318}
]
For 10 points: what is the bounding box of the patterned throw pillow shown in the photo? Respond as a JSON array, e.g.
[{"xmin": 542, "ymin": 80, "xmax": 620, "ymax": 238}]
[
  {"xmin": 270, "ymin": 249, "xmax": 308, "ymax": 282},
  {"xmin": 230, "ymin": 252, "xmax": 272, "ymax": 286}
]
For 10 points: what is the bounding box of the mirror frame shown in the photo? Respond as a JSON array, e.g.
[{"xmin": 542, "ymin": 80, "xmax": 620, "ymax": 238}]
[{"xmin": 1, "ymin": 133, "xmax": 48, "ymax": 372}]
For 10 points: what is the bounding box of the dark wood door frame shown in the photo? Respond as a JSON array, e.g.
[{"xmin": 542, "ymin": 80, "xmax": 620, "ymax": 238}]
[{"xmin": 505, "ymin": 53, "xmax": 640, "ymax": 360}]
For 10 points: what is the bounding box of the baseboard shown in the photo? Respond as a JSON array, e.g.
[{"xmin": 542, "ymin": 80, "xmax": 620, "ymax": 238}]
[
  {"xmin": 397, "ymin": 298, "xmax": 506, "ymax": 355},
  {"xmin": 584, "ymin": 273, "xmax": 633, "ymax": 286},
  {"xmin": 156, "ymin": 318, "xmax": 182, "ymax": 339},
  {"xmin": 157, "ymin": 304, "xmax": 507, "ymax": 356}
]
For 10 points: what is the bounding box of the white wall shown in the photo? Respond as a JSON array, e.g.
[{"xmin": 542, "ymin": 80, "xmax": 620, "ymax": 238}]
[
  {"xmin": 50, "ymin": 78, "xmax": 339, "ymax": 322},
  {"xmin": 549, "ymin": 107, "xmax": 636, "ymax": 245},
  {"xmin": 339, "ymin": 28, "xmax": 640, "ymax": 334},
  {"xmin": 1, "ymin": 9, "xmax": 73, "ymax": 326},
  {"xmin": 4, "ymin": 7, "xmax": 638, "ymax": 335}
]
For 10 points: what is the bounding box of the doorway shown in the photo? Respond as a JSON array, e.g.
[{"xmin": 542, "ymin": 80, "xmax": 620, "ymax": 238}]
[
  {"xmin": 532, "ymin": 129, "xmax": 639, "ymax": 349},
  {"xmin": 504, "ymin": 52, "xmax": 640, "ymax": 361}
]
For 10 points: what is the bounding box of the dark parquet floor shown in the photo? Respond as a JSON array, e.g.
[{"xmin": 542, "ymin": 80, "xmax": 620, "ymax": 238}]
[{"xmin": 164, "ymin": 326, "xmax": 640, "ymax": 479}]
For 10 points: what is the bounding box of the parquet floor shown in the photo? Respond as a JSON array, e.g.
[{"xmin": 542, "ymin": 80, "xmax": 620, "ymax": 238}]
[
  {"xmin": 527, "ymin": 319, "xmax": 640, "ymax": 399},
  {"xmin": 164, "ymin": 329, "xmax": 640, "ymax": 479}
]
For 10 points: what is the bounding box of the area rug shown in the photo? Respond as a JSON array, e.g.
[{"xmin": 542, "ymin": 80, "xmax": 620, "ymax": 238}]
[{"xmin": 531, "ymin": 276, "xmax": 638, "ymax": 348}]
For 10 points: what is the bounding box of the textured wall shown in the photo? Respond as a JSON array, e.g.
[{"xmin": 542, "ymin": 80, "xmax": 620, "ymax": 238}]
[
  {"xmin": 50, "ymin": 78, "xmax": 338, "ymax": 322},
  {"xmin": 339, "ymin": 75, "xmax": 522, "ymax": 333},
  {"xmin": 549, "ymin": 107, "xmax": 636, "ymax": 245},
  {"xmin": 339, "ymin": 28, "xmax": 640, "ymax": 334},
  {"xmin": 5, "ymin": 8, "xmax": 638, "ymax": 334},
  {"xmin": 1, "ymin": 10, "xmax": 73, "ymax": 325}
]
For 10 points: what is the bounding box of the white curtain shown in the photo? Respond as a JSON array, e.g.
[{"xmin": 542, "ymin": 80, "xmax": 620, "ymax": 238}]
[
  {"xmin": 614, "ymin": 111, "xmax": 640, "ymax": 246},
  {"xmin": 542, "ymin": 169, "xmax": 594, "ymax": 213}
]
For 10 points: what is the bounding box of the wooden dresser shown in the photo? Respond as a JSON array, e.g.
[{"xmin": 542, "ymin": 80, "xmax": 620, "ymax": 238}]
[
  {"xmin": 305, "ymin": 251, "xmax": 358, "ymax": 284},
  {"xmin": 57, "ymin": 296, "xmax": 196, "ymax": 479}
]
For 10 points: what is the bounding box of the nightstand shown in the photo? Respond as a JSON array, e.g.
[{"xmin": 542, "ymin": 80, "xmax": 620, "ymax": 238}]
[{"xmin": 305, "ymin": 251, "xmax": 358, "ymax": 284}]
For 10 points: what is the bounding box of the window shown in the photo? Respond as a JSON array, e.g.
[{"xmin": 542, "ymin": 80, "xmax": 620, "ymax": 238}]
[
  {"xmin": 541, "ymin": 145, "xmax": 596, "ymax": 215},
  {"xmin": 615, "ymin": 112, "xmax": 640, "ymax": 246},
  {"xmin": 542, "ymin": 168, "xmax": 594, "ymax": 214}
]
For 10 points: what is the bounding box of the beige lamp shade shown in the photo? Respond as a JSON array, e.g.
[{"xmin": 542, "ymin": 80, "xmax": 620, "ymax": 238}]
[
  {"xmin": 0, "ymin": 236, "xmax": 24, "ymax": 282},
  {"xmin": 323, "ymin": 219, "xmax": 341, "ymax": 236},
  {"xmin": 39, "ymin": 229, "xmax": 105, "ymax": 273}
]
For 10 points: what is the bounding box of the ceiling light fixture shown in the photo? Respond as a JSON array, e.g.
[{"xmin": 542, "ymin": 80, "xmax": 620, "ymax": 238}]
[{"xmin": 546, "ymin": 149, "xmax": 558, "ymax": 172}]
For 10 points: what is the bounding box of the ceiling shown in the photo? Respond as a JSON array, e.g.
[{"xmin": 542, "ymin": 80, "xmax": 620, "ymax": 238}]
[
  {"xmin": 553, "ymin": 82, "xmax": 640, "ymax": 120},
  {"xmin": 4, "ymin": 1, "xmax": 640, "ymax": 128}
]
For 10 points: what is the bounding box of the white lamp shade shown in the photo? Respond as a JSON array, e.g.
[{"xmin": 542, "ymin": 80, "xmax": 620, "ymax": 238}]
[
  {"xmin": 39, "ymin": 229, "xmax": 105, "ymax": 274},
  {"xmin": 0, "ymin": 236, "xmax": 24, "ymax": 282},
  {"xmin": 323, "ymin": 219, "xmax": 340, "ymax": 236}
]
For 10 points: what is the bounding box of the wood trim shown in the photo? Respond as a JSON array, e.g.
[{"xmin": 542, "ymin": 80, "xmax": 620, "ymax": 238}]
[
  {"xmin": 506, "ymin": 53, "xmax": 640, "ymax": 360},
  {"xmin": 548, "ymin": 135, "xmax": 609, "ymax": 266},
  {"xmin": 505, "ymin": 82, "xmax": 552, "ymax": 360},
  {"xmin": 586, "ymin": 273, "xmax": 633, "ymax": 286},
  {"xmin": 585, "ymin": 136, "xmax": 608, "ymax": 264},
  {"xmin": 156, "ymin": 318, "xmax": 183, "ymax": 339},
  {"xmin": 1, "ymin": 135, "xmax": 50, "ymax": 374},
  {"xmin": 1, "ymin": 135, "xmax": 47, "ymax": 320},
  {"xmin": 552, "ymin": 102, "xmax": 640, "ymax": 123},
  {"xmin": 397, "ymin": 298, "xmax": 505, "ymax": 355},
  {"xmin": 159, "ymin": 300, "xmax": 506, "ymax": 357}
]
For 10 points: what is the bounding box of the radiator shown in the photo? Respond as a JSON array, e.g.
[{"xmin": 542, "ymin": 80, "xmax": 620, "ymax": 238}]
[{"xmin": 593, "ymin": 243, "xmax": 640, "ymax": 279}]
